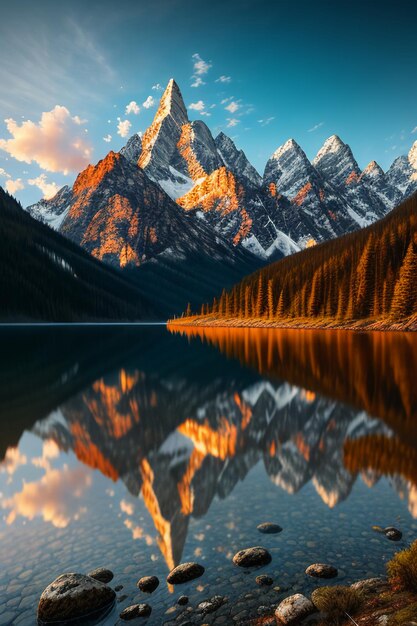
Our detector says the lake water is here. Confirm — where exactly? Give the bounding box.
[1,325,417,625]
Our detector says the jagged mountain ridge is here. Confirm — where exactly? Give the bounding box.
[26,78,417,264]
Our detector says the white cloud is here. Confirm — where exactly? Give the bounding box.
[258,117,275,127]
[191,77,205,88]
[125,101,140,115]
[120,499,134,515]
[103,134,112,143]
[143,96,155,109]
[221,97,233,105]
[0,447,27,475]
[117,118,131,138]
[225,101,240,114]
[192,53,212,76]
[227,118,240,128]
[216,75,231,83]
[0,167,10,178]
[5,178,24,194]
[191,53,212,87]
[28,174,59,200]
[308,121,324,132]
[152,83,163,91]
[189,100,206,112]
[0,106,92,174]
[412,126,417,134]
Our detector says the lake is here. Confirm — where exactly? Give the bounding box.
[1,325,416,625]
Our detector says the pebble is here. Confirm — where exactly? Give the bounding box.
[87,567,114,583]
[167,562,205,584]
[197,595,227,614]
[137,576,159,593]
[177,595,189,605]
[275,594,316,624]
[305,563,338,579]
[256,575,274,586]
[257,523,283,534]
[120,603,152,620]
[233,547,272,567]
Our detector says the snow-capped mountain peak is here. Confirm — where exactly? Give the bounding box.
[215,131,262,188]
[361,160,384,179]
[271,138,303,161]
[313,134,346,163]
[409,140,417,174]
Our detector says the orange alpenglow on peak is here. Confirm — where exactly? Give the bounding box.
[73,151,121,195]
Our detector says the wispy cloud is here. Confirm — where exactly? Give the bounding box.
[227,118,240,127]
[0,106,92,174]
[152,83,163,91]
[412,126,417,134]
[216,75,231,84]
[103,134,112,143]
[191,53,212,88]
[0,19,115,113]
[307,121,324,132]
[0,167,10,178]
[258,117,275,127]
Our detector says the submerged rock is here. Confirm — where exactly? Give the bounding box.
[37,573,115,624]
[305,563,338,579]
[256,574,274,586]
[233,547,272,567]
[177,595,189,605]
[137,576,159,593]
[275,593,316,624]
[257,522,283,534]
[197,595,227,614]
[120,603,152,620]
[87,567,114,583]
[167,562,205,584]
[385,527,402,541]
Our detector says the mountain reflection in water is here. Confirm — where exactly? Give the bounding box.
[1,325,417,573]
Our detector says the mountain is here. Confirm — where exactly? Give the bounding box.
[176,191,417,330]
[25,80,417,271]
[386,141,417,197]
[0,186,155,321]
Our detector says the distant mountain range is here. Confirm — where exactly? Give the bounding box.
[27,79,417,266]
[0,187,155,321]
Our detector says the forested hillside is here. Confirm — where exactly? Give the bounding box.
[0,188,155,321]
[173,192,417,330]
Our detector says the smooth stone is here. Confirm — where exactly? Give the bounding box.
[233,547,272,568]
[177,595,189,605]
[120,604,152,620]
[351,578,385,594]
[197,595,227,614]
[137,576,159,593]
[256,575,274,586]
[37,573,115,623]
[257,523,283,534]
[384,527,402,541]
[305,563,338,579]
[275,594,316,624]
[167,562,205,584]
[87,567,114,584]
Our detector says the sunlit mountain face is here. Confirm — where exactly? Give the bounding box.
[1,326,417,624]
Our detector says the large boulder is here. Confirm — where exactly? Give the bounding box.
[233,546,272,567]
[275,594,316,624]
[166,562,205,584]
[37,573,115,624]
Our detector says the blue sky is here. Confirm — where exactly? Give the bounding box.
[1,0,416,206]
